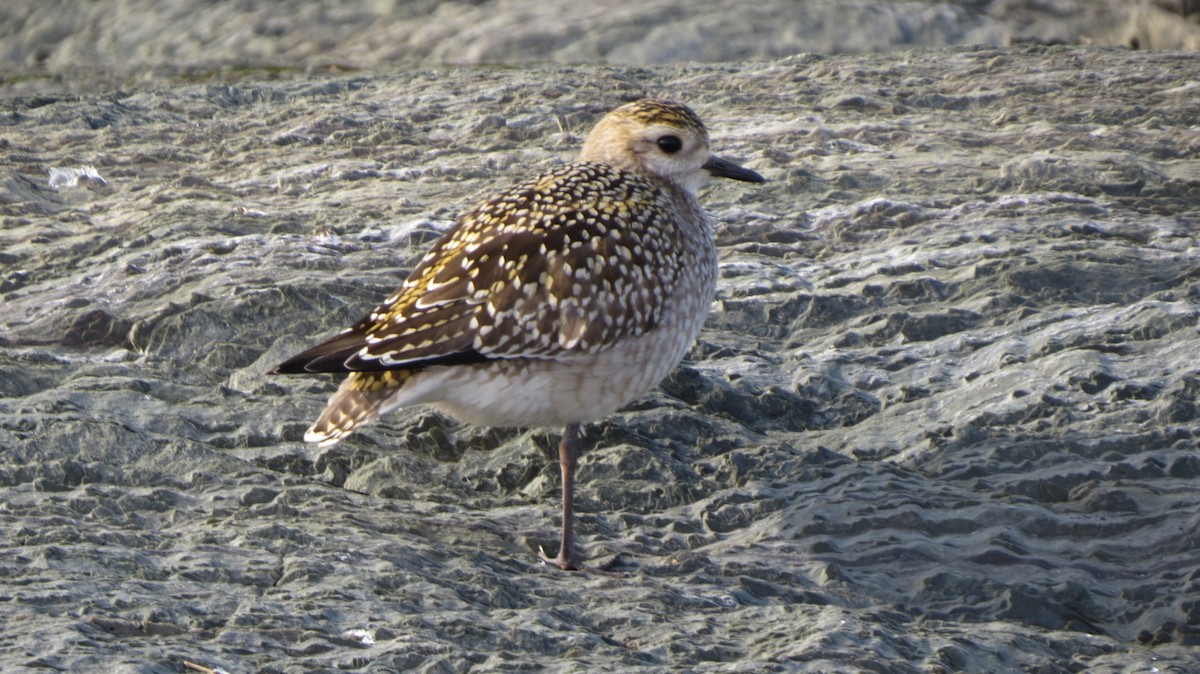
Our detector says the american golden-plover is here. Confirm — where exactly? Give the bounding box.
[272,99,764,571]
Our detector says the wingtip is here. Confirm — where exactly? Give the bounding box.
[267,357,309,375]
[269,339,358,374]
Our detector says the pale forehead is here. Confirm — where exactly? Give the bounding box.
[610,99,709,139]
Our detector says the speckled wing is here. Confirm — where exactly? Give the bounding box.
[274,162,683,375]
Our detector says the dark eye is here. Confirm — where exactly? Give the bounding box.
[656,135,683,154]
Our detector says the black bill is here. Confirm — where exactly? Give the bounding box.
[703,155,766,183]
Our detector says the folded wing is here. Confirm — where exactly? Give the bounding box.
[271,162,682,377]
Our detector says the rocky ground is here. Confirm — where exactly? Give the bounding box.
[1,4,1200,673]
[3,0,1200,93]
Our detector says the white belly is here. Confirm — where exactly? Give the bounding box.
[410,316,700,427]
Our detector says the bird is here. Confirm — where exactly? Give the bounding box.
[270,98,765,571]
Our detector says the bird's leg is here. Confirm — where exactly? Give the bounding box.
[539,423,623,573]
[540,422,581,569]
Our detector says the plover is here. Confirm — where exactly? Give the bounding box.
[272,99,764,571]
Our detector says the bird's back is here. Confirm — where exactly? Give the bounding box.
[282,159,717,443]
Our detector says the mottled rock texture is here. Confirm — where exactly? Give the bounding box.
[1,10,1199,673]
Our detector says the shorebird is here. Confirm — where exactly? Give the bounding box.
[271,98,764,571]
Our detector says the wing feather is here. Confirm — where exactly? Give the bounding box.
[272,162,682,375]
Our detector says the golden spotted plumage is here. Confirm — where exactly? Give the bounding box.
[279,159,697,444]
[272,98,765,570]
[373,163,683,360]
[274,100,753,444]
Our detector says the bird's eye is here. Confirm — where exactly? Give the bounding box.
[656,135,683,154]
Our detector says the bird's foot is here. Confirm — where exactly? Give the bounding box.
[538,546,627,576]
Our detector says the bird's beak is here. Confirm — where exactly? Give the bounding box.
[703,155,766,183]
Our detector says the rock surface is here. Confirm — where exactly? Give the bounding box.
[4,0,1200,84]
[2,39,1200,674]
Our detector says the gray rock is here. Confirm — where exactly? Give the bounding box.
[3,0,1199,84]
[2,44,1199,672]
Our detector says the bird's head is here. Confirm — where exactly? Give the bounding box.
[580,98,765,194]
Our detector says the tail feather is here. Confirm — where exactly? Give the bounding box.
[304,370,415,446]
